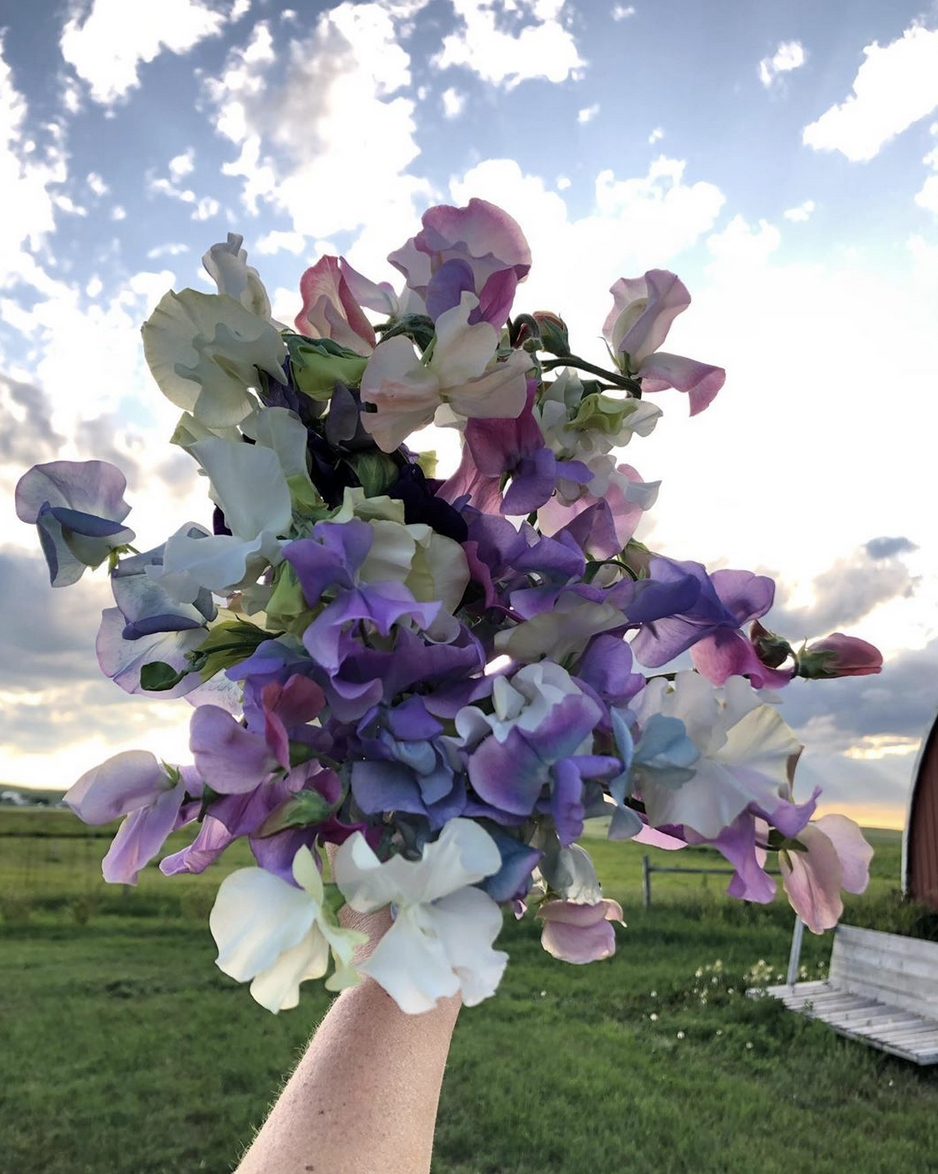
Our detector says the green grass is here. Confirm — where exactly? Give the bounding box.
[1,816,937,1173]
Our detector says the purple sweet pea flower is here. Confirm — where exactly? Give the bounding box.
[96,607,205,698]
[388,198,531,327]
[16,460,135,587]
[630,557,775,670]
[65,751,196,884]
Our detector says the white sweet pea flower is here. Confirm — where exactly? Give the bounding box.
[360,291,530,452]
[202,233,274,322]
[142,289,287,429]
[632,672,802,838]
[153,436,293,601]
[210,846,367,1013]
[333,819,508,1014]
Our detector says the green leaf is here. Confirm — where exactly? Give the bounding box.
[140,661,188,691]
[192,620,276,683]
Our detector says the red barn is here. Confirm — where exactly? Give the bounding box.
[903,713,938,908]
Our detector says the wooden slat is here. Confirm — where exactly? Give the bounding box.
[835,924,938,965]
[755,977,938,1065]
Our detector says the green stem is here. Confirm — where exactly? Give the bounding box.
[541,355,642,394]
[584,558,639,583]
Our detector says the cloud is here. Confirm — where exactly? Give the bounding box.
[611,4,635,19]
[0,372,64,468]
[648,126,663,144]
[146,242,189,259]
[0,34,67,294]
[441,86,466,119]
[205,9,431,250]
[578,103,600,124]
[168,149,195,180]
[764,546,919,642]
[86,171,108,196]
[434,0,585,89]
[758,40,806,88]
[866,536,919,560]
[802,25,938,162]
[783,198,815,222]
[60,0,226,105]
[255,229,307,255]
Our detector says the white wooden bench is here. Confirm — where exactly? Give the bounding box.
[753,923,938,1065]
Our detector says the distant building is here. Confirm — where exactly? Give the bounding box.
[903,716,938,908]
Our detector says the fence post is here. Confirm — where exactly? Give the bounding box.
[642,855,651,909]
[786,916,805,985]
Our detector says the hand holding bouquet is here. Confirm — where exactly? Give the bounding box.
[17,199,878,1013]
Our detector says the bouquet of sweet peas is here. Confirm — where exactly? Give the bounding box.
[16,199,881,1014]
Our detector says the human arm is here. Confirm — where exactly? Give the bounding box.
[233,903,461,1174]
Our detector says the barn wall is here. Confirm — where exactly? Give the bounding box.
[907,716,938,909]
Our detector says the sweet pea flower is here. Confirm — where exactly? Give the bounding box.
[797,633,884,679]
[16,460,135,587]
[602,270,725,415]
[65,751,193,884]
[151,435,293,601]
[388,197,531,327]
[333,819,508,1013]
[210,846,368,1013]
[360,291,531,451]
[295,255,377,356]
[631,672,804,839]
[537,898,625,963]
[779,814,873,933]
[142,289,287,429]
[202,233,273,321]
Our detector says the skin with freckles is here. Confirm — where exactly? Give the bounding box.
[233,861,462,1174]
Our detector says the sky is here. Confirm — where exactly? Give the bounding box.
[1,0,937,829]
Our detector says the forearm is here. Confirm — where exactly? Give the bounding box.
[234,906,461,1174]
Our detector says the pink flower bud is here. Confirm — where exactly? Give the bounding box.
[797,633,883,679]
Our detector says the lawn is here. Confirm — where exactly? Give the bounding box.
[1,814,936,1174]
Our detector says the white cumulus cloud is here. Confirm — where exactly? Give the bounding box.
[803,25,938,162]
[60,0,227,105]
[783,198,816,222]
[441,86,466,118]
[612,4,635,19]
[578,103,599,124]
[758,40,806,87]
[204,7,432,263]
[434,0,584,89]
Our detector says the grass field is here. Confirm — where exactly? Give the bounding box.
[1,813,937,1174]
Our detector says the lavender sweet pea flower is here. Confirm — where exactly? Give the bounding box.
[16,460,135,587]
[110,542,216,640]
[537,898,625,964]
[96,606,206,698]
[602,270,725,415]
[65,751,194,884]
[389,198,531,328]
[458,664,602,833]
[630,557,775,671]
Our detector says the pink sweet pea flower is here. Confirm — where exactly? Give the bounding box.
[797,633,883,679]
[602,269,725,416]
[779,814,874,934]
[295,256,376,355]
[65,750,195,884]
[537,898,625,963]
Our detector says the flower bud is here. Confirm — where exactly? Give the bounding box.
[796,633,883,679]
[749,620,793,670]
[533,310,569,357]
